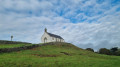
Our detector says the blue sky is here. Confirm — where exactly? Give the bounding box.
[0,0,120,50]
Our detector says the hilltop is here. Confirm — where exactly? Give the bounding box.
[0,42,120,67]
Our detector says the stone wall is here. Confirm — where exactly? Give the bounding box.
[0,42,66,53]
[0,44,41,53]
[0,40,31,44]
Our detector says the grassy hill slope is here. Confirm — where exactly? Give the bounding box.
[0,42,120,67]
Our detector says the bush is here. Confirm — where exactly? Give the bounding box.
[110,47,118,55]
[86,48,94,52]
[110,47,118,52]
[99,48,111,55]
[115,50,120,56]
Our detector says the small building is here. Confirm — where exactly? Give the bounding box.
[41,28,65,43]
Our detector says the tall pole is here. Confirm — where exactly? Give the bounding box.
[11,35,13,41]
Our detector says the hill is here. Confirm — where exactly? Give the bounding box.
[0,42,120,67]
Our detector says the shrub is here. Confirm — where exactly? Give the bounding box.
[115,50,120,56]
[99,48,111,55]
[86,48,94,52]
[110,47,118,55]
[110,47,118,52]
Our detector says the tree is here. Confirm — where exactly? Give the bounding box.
[86,48,94,52]
[115,50,120,56]
[110,47,118,55]
[99,48,111,55]
[11,35,13,41]
[110,47,118,52]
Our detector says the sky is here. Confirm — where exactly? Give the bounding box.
[0,0,120,51]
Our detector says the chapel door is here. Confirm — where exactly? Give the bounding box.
[44,37,47,43]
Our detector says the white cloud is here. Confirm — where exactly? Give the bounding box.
[0,0,120,51]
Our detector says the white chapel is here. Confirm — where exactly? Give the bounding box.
[41,28,65,43]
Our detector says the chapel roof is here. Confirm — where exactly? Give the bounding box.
[47,32,63,39]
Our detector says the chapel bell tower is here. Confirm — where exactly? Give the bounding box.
[45,28,47,32]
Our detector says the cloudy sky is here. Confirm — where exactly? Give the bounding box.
[0,0,120,50]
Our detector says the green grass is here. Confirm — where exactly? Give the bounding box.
[0,42,120,67]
